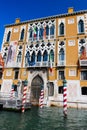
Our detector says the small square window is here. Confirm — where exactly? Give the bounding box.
[69,69,76,76]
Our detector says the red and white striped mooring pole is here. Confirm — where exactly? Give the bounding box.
[10,84,14,100]
[22,80,28,113]
[39,86,44,108]
[63,78,67,117]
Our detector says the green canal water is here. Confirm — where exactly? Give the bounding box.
[0,107,87,130]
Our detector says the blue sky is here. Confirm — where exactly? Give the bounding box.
[0,0,87,49]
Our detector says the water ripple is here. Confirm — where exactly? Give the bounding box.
[0,107,87,130]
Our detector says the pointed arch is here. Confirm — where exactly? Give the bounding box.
[59,22,64,35]
[50,24,55,35]
[31,51,35,63]
[20,29,25,40]
[37,50,41,61]
[30,75,44,105]
[39,26,43,39]
[59,48,64,61]
[3,53,7,62]
[46,25,49,36]
[36,26,38,38]
[31,75,44,86]
[25,51,30,64]
[29,28,33,40]
[78,19,84,33]
[17,51,22,62]
[49,50,54,62]
[6,31,11,42]
[43,50,48,61]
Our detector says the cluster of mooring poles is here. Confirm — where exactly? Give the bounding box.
[21,78,67,117]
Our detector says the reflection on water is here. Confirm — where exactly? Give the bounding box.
[0,107,87,130]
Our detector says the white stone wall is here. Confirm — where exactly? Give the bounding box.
[1,79,12,93]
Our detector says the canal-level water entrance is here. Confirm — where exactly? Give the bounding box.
[30,75,44,105]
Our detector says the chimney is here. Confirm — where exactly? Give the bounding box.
[68,7,74,13]
[15,18,20,24]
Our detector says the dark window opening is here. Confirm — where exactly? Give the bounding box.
[59,70,64,80]
[81,87,87,95]
[78,20,84,33]
[20,29,24,41]
[0,71,3,79]
[58,86,63,94]
[14,70,19,79]
[6,31,11,42]
[81,71,87,80]
[59,23,64,35]
[14,85,17,91]
[0,85,1,91]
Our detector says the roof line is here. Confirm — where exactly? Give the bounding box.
[5,10,87,27]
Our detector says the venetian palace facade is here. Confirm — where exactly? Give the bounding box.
[1,7,87,108]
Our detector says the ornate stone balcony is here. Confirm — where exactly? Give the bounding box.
[25,61,54,68]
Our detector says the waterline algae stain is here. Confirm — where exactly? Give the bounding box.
[0,107,87,130]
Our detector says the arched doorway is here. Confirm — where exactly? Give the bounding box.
[30,75,44,106]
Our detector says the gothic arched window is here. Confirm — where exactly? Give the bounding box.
[43,50,48,61]
[36,27,38,38]
[17,51,22,62]
[25,51,30,64]
[29,28,33,40]
[78,20,84,33]
[59,48,64,61]
[31,51,35,63]
[6,31,11,42]
[59,22,64,35]
[46,25,49,36]
[39,27,43,39]
[50,25,54,35]
[20,29,24,41]
[49,50,54,62]
[37,51,41,61]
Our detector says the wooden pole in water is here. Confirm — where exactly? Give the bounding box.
[39,85,44,108]
[22,80,28,113]
[63,77,67,117]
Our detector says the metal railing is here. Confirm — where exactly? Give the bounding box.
[25,61,55,68]
[57,61,65,66]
